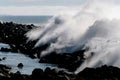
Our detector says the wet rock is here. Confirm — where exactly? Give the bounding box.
[0,57,6,61]
[0,47,12,52]
[10,71,25,80]
[28,54,36,59]
[77,65,120,80]
[39,50,85,72]
[1,65,120,80]
[44,67,52,75]
[31,68,44,80]
[0,58,2,61]
[2,57,6,60]
[0,64,11,77]
[51,68,59,75]
[17,63,24,69]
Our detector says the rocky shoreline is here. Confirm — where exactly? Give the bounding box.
[1,64,120,80]
[0,22,120,80]
[0,22,85,71]
[0,22,41,58]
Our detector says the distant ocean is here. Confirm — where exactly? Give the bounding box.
[0,16,52,26]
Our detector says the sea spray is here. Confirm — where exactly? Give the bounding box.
[26,0,120,74]
[75,20,120,74]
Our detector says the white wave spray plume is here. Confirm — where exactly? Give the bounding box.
[26,0,120,74]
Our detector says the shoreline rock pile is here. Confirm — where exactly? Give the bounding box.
[1,22,120,80]
[0,22,39,57]
[1,64,120,80]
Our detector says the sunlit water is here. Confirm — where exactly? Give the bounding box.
[0,43,53,74]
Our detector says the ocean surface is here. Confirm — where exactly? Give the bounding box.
[0,15,52,26]
[0,43,54,74]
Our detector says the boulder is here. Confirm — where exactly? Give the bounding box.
[17,63,23,69]
[31,68,44,80]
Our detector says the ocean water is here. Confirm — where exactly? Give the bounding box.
[0,16,53,74]
[0,43,54,74]
[0,15,52,26]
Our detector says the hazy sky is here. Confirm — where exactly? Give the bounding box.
[1,0,86,6]
[0,0,86,15]
[0,0,120,15]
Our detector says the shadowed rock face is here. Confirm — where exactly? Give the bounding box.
[39,50,85,72]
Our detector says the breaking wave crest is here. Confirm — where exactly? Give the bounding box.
[26,0,120,74]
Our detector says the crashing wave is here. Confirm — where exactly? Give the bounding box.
[26,0,120,74]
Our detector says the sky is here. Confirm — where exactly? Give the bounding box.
[0,0,86,15]
[0,0,86,6]
[0,0,120,15]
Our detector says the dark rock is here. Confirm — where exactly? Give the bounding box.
[39,50,85,72]
[0,64,11,77]
[31,68,44,80]
[28,55,36,59]
[77,65,120,80]
[0,58,2,61]
[2,57,6,60]
[57,75,70,80]
[0,76,10,80]
[44,67,52,75]
[0,47,12,52]
[1,65,120,80]
[10,71,25,80]
[0,22,51,59]
[17,63,23,69]
[51,68,59,75]
[0,22,39,57]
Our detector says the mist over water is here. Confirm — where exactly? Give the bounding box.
[26,0,120,74]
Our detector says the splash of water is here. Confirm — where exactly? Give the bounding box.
[26,0,120,74]
[75,20,120,74]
